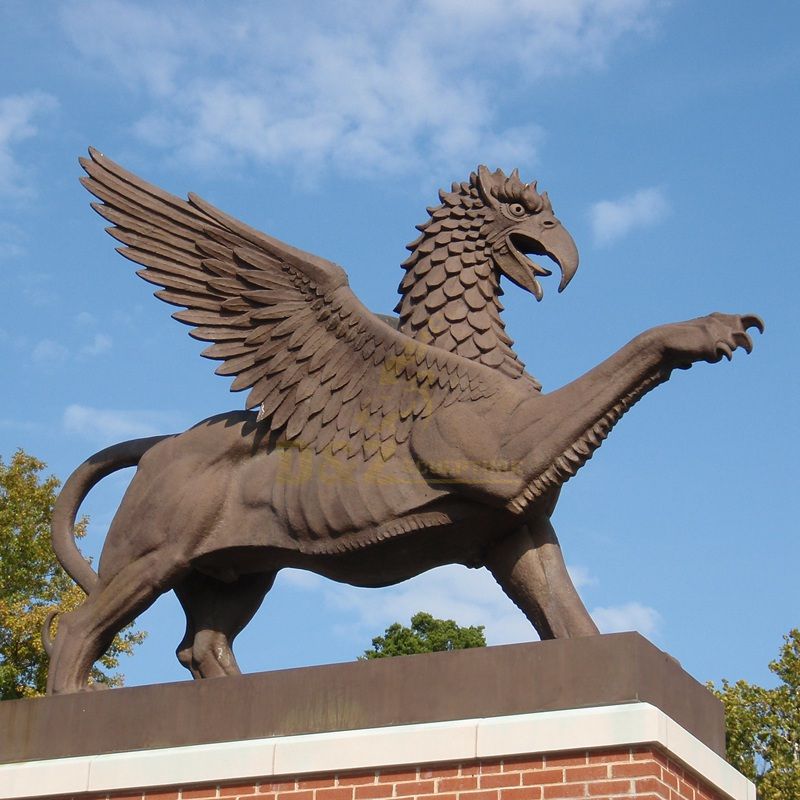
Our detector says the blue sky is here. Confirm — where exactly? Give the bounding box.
[1,0,797,691]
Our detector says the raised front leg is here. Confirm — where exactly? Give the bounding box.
[413,312,763,514]
[500,313,764,507]
[484,514,598,639]
[524,312,763,450]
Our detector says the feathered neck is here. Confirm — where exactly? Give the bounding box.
[395,180,539,388]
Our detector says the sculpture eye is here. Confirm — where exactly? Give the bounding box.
[507,203,526,218]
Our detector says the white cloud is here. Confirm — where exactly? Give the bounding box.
[0,92,58,197]
[567,563,598,590]
[75,311,96,326]
[287,564,535,647]
[285,559,659,644]
[80,332,112,357]
[61,0,661,177]
[591,601,661,635]
[32,338,69,363]
[63,404,180,443]
[30,331,112,364]
[589,187,669,246]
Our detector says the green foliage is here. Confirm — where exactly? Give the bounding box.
[0,450,145,699]
[360,611,486,659]
[710,629,800,798]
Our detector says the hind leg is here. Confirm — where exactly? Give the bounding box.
[175,570,275,679]
[47,550,183,694]
[485,514,598,640]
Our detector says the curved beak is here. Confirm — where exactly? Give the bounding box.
[541,224,579,293]
[503,222,580,300]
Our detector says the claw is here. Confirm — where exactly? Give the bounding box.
[733,331,754,354]
[742,314,765,334]
[716,342,733,361]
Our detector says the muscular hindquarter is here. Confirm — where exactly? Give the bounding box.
[96,411,523,589]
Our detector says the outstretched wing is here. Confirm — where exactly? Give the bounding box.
[81,148,504,461]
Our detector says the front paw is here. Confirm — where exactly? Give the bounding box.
[664,312,764,368]
[704,312,764,362]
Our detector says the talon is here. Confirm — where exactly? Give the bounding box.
[717,342,733,361]
[733,331,753,354]
[742,314,765,334]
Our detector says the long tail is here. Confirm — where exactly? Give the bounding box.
[51,435,171,594]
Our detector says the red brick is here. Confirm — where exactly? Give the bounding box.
[633,750,668,767]
[112,793,145,800]
[378,769,418,783]
[277,792,314,800]
[544,754,586,769]
[261,783,297,793]
[586,749,630,765]
[655,752,671,769]
[455,790,497,800]
[501,757,544,772]
[354,785,394,800]
[460,765,481,777]
[564,766,607,783]
[667,759,685,777]
[315,788,353,800]
[182,790,219,800]
[478,761,503,776]
[678,779,696,799]
[500,788,543,800]
[587,779,631,796]
[418,794,458,800]
[219,785,258,798]
[611,761,661,779]
[542,784,584,799]
[661,770,679,790]
[420,766,460,779]
[479,774,521,789]
[298,778,338,790]
[145,792,180,800]
[634,778,670,799]
[336,772,377,786]
[521,770,562,786]
[337,776,377,787]
[393,780,435,797]
[439,777,478,792]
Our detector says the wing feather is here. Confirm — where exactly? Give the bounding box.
[82,148,506,460]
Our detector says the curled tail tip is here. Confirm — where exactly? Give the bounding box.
[42,609,59,657]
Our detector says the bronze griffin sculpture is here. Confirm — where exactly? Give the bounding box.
[45,149,762,693]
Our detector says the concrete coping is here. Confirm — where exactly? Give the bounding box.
[0,703,754,800]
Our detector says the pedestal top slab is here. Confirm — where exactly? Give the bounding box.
[0,632,724,764]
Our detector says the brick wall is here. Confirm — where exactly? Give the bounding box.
[42,746,727,800]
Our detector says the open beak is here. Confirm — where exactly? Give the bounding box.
[503,224,580,300]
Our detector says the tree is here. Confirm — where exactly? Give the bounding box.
[360,611,486,659]
[0,450,145,699]
[710,629,800,799]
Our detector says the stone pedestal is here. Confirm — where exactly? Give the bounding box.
[0,633,754,800]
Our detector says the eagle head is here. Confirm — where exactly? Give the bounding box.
[474,166,579,301]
